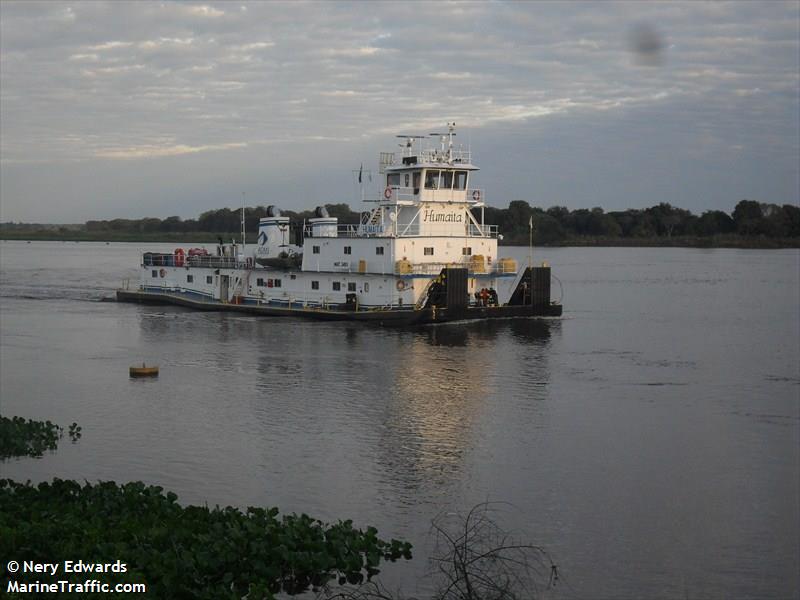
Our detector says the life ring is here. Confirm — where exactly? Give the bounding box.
[159,268,166,278]
[384,186,393,199]
[174,248,185,267]
[396,279,405,291]
[472,190,481,202]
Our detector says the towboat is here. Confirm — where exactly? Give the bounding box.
[117,124,562,325]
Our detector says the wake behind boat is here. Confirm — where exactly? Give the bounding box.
[116,124,562,325]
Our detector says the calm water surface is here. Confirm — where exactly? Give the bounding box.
[1,241,798,599]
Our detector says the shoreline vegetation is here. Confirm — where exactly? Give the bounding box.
[2,199,798,248]
[1,416,553,598]
[0,415,412,598]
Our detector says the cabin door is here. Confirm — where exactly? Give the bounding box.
[220,275,229,302]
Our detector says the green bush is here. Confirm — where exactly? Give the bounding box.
[0,416,80,459]
[0,479,412,599]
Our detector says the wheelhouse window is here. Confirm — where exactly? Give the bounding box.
[376,246,384,255]
[454,171,468,190]
[312,245,320,254]
[257,278,265,286]
[404,173,410,187]
[424,170,440,189]
[413,172,421,192]
[343,246,352,255]
[441,171,453,189]
[462,247,472,255]
[424,247,434,256]
[387,173,401,186]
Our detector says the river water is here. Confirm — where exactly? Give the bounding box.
[1,240,798,599]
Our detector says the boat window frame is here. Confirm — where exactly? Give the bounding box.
[332,281,341,291]
[311,280,319,290]
[424,247,434,256]
[424,170,440,190]
[441,170,453,189]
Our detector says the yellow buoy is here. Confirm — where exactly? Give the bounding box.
[130,363,159,377]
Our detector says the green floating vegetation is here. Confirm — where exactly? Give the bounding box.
[0,416,81,460]
[0,479,412,599]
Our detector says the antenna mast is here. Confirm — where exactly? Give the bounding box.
[241,192,246,253]
[429,123,456,163]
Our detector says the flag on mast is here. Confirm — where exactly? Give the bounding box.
[358,163,363,183]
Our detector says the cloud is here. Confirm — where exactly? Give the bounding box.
[185,5,225,18]
[94,141,248,159]
[0,0,797,221]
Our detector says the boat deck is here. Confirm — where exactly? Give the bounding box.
[116,288,562,326]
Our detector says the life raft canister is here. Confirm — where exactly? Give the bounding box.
[174,248,185,267]
[384,186,393,199]
[472,190,481,202]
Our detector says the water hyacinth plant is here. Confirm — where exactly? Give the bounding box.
[0,479,412,599]
[0,416,80,460]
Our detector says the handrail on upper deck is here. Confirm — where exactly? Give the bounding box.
[141,252,246,269]
[364,186,486,204]
[302,223,498,238]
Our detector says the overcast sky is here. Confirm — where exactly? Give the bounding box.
[1,1,798,223]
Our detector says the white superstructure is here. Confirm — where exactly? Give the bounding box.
[135,124,526,312]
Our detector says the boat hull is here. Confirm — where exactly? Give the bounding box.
[116,288,562,326]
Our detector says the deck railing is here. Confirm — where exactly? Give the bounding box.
[302,223,498,239]
[395,260,517,276]
[142,253,246,269]
[368,186,486,204]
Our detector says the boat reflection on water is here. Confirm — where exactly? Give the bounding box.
[375,319,559,503]
[416,317,559,347]
[131,306,560,507]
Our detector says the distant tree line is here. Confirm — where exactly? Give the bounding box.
[80,203,361,238]
[2,200,798,246]
[484,199,800,245]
